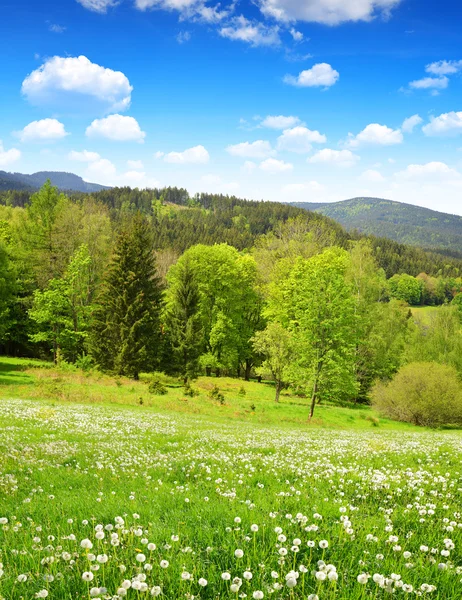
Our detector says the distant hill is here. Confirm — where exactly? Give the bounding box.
[0,170,109,193]
[290,197,462,257]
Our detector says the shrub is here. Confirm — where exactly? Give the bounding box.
[75,353,93,372]
[372,362,462,428]
[208,384,225,405]
[183,382,199,397]
[148,378,167,396]
[238,386,246,397]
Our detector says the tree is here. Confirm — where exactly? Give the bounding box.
[0,241,16,343]
[252,323,294,402]
[164,256,203,383]
[280,247,358,419]
[90,214,163,379]
[29,245,93,362]
[373,362,462,428]
[388,273,424,305]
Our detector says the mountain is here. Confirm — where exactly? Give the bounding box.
[0,170,109,193]
[290,197,462,257]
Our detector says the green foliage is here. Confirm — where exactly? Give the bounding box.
[183,382,199,397]
[90,213,163,379]
[388,273,424,305]
[148,378,168,395]
[373,361,462,427]
[208,384,225,404]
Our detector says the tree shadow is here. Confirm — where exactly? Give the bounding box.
[0,360,37,387]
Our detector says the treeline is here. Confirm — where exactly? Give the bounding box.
[0,182,461,416]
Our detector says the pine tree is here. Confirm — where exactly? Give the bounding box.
[90,214,162,379]
[164,256,203,383]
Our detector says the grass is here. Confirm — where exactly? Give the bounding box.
[0,356,418,431]
[410,305,441,325]
[1,357,461,599]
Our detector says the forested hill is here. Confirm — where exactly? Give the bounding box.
[0,170,108,193]
[1,185,461,278]
[290,197,462,257]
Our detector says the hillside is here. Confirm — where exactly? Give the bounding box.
[0,170,109,193]
[290,197,462,256]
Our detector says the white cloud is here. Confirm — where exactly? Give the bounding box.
[164,145,209,164]
[17,118,69,142]
[347,123,403,147]
[198,173,240,193]
[281,180,325,196]
[69,150,101,162]
[22,55,133,113]
[86,114,146,142]
[243,160,257,173]
[220,16,280,47]
[259,0,402,25]
[308,148,359,167]
[84,158,117,184]
[226,140,274,159]
[425,60,462,75]
[261,115,301,129]
[360,169,385,182]
[395,161,461,181]
[401,114,422,133]
[409,76,448,90]
[289,28,303,41]
[134,0,229,23]
[0,141,21,167]
[118,170,160,187]
[127,159,144,170]
[176,31,191,43]
[259,158,293,173]
[154,151,165,159]
[284,63,339,88]
[49,23,66,33]
[277,126,326,154]
[422,111,462,137]
[76,0,118,13]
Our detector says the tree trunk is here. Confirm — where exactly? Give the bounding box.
[275,380,282,403]
[309,377,318,420]
[215,368,221,378]
[133,372,139,381]
[206,366,211,376]
[244,359,252,381]
[257,375,262,383]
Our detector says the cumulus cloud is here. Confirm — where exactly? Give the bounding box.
[164,145,209,164]
[284,63,339,88]
[308,148,359,167]
[0,141,21,167]
[281,180,325,196]
[409,76,448,90]
[76,0,119,13]
[425,60,462,75]
[16,118,69,142]
[69,150,101,162]
[261,115,302,129]
[22,55,133,113]
[401,114,423,133]
[86,114,146,142]
[258,0,402,25]
[259,158,293,173]
[127,159,144,170]
[422,112,462,137]
[347,123,403,147]
[226,140,274,159]
[220,16,280,46]
[277,126,326,154]
[395,161,461,181]
[360,169,385,182]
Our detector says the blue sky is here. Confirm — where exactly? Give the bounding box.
[1,0,462,214]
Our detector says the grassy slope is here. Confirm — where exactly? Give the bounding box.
[0,356,422,431]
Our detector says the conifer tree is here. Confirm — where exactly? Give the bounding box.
[90,214,162,379]
[164,256,203,383]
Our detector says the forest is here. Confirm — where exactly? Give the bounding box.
[0,181,461,424]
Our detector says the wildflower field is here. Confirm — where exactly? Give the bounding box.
[1,394,462,600]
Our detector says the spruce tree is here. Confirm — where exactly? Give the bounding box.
[90,214,162,379]
[164,256,203,383]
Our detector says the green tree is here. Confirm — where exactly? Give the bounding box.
[280,247,359,419]
[164,256,203,383]
[388,273,424,305]
[0,241,16,342]
[252,322,294,402]
[90,214,163,379]
[29,245,93,362]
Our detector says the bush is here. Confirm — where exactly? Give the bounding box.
[208,384,225,405]
[183,382,199,397]
[372,362,462,428]
[148,378,167,396]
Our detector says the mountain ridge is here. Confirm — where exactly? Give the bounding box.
[0,170,109,193]
[290,197,462,256]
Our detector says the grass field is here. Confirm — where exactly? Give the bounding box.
[410,306,441,325]
[1,358,462,599]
